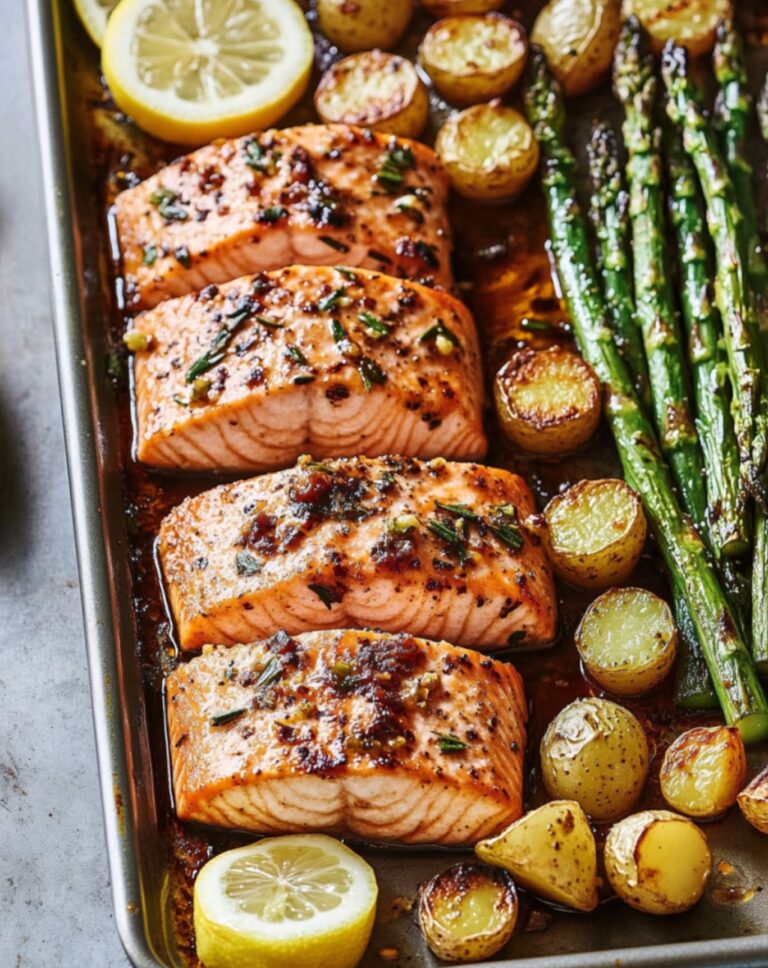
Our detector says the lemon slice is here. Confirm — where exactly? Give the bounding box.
[194,834,378,968]
[73,0,118,47]
[102,0,314,145]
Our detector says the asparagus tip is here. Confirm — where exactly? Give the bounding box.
[613,16,654,105]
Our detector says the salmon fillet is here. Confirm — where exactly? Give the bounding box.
[158,456,557,651]
[166,629,527,844]
[114,125,452,310]
[132,266,486,471]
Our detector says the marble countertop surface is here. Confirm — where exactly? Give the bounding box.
[0,7,129,966]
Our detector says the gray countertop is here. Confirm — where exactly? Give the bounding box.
[0,8,128,966]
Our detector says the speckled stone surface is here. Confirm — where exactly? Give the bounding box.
[0,10,129,967]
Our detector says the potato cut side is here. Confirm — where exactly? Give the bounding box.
[622,0,731,56]
[576,587,677,695]
[532,0,621,96]
[543,478,647,589]
[418,863,518,963]
[540,698,649,822]
[315,51,429,138]
[494,347,601,456]
[419,15,528,106]
[738,766,768,834]
[435,101,539,200]
[475,800,598,912]
[605,810,712,914]
[660,726,746,819]
[318,0,413,52]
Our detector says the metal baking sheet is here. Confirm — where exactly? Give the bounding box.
[27,0,768,965]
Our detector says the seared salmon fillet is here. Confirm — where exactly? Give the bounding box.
[159,456,557,651]
[167,629,527,844]
[132,266,486,471]
[115,125,452,310]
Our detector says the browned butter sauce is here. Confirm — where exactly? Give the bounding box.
[65,1,768,964]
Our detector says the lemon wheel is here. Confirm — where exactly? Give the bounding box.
[73,0,119,46]
[194,834,378,968]
[101,0,314,145]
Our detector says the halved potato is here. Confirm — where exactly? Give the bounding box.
[605,810,712,914]
[622,0,731,57]
[738,766,768,834]
[575,587,677,695]
[542,478,647,589]
[418,863,518,963]
[420,0,504,16]
[494,347,601,456]
[317,0,413,52]
[315,51,429,139]
[540,698,649,822]
[435,101,539,200]
[660,726,746,819]
[419,15,528,107]
[475,800,599,912]
[531,0,621,96]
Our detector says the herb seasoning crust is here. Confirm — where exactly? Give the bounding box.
[158,455,557,651]
[131,265,486,470]
[114,124,452,310]
[167,628,527,845]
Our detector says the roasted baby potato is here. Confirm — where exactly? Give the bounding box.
[435,101,539,200]
[542,478,647,589]
[418,863,518,963]
[494,347,601,456]
[419,15,528,107]
[605,810,712,914]
[317,0,413,52]
[476,800,599,912]
[660,726,746,819]
[531,0,621,96]
[315,51,429,139]
[420,0,504,17]
[622,0,731,57]
[575,587,677,695]
[541,698,649,822]
[738,766,768,834]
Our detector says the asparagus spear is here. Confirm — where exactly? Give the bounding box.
[587,124,651,409]
[588,120,715,705]
[662,40,768,504]
[663,120,749,557]
[713,17,768,318]
[712,17,768,672]
[524,44,768,742]
[613,19,707,533]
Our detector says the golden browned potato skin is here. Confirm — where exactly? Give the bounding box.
[738,766,768,834]
[419,0,504,16]
[418,15,528,107]
[418,863,518,963]
[532,0,622,96]
[435,101,539,200]
[494,346,601,456]
[475,799,599,912]
[604,810,712,914]
[315,51,429,138]
[318,0,413,52]
[660,726,747,819]
[540,698,649,821]
[542,478,647,589]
